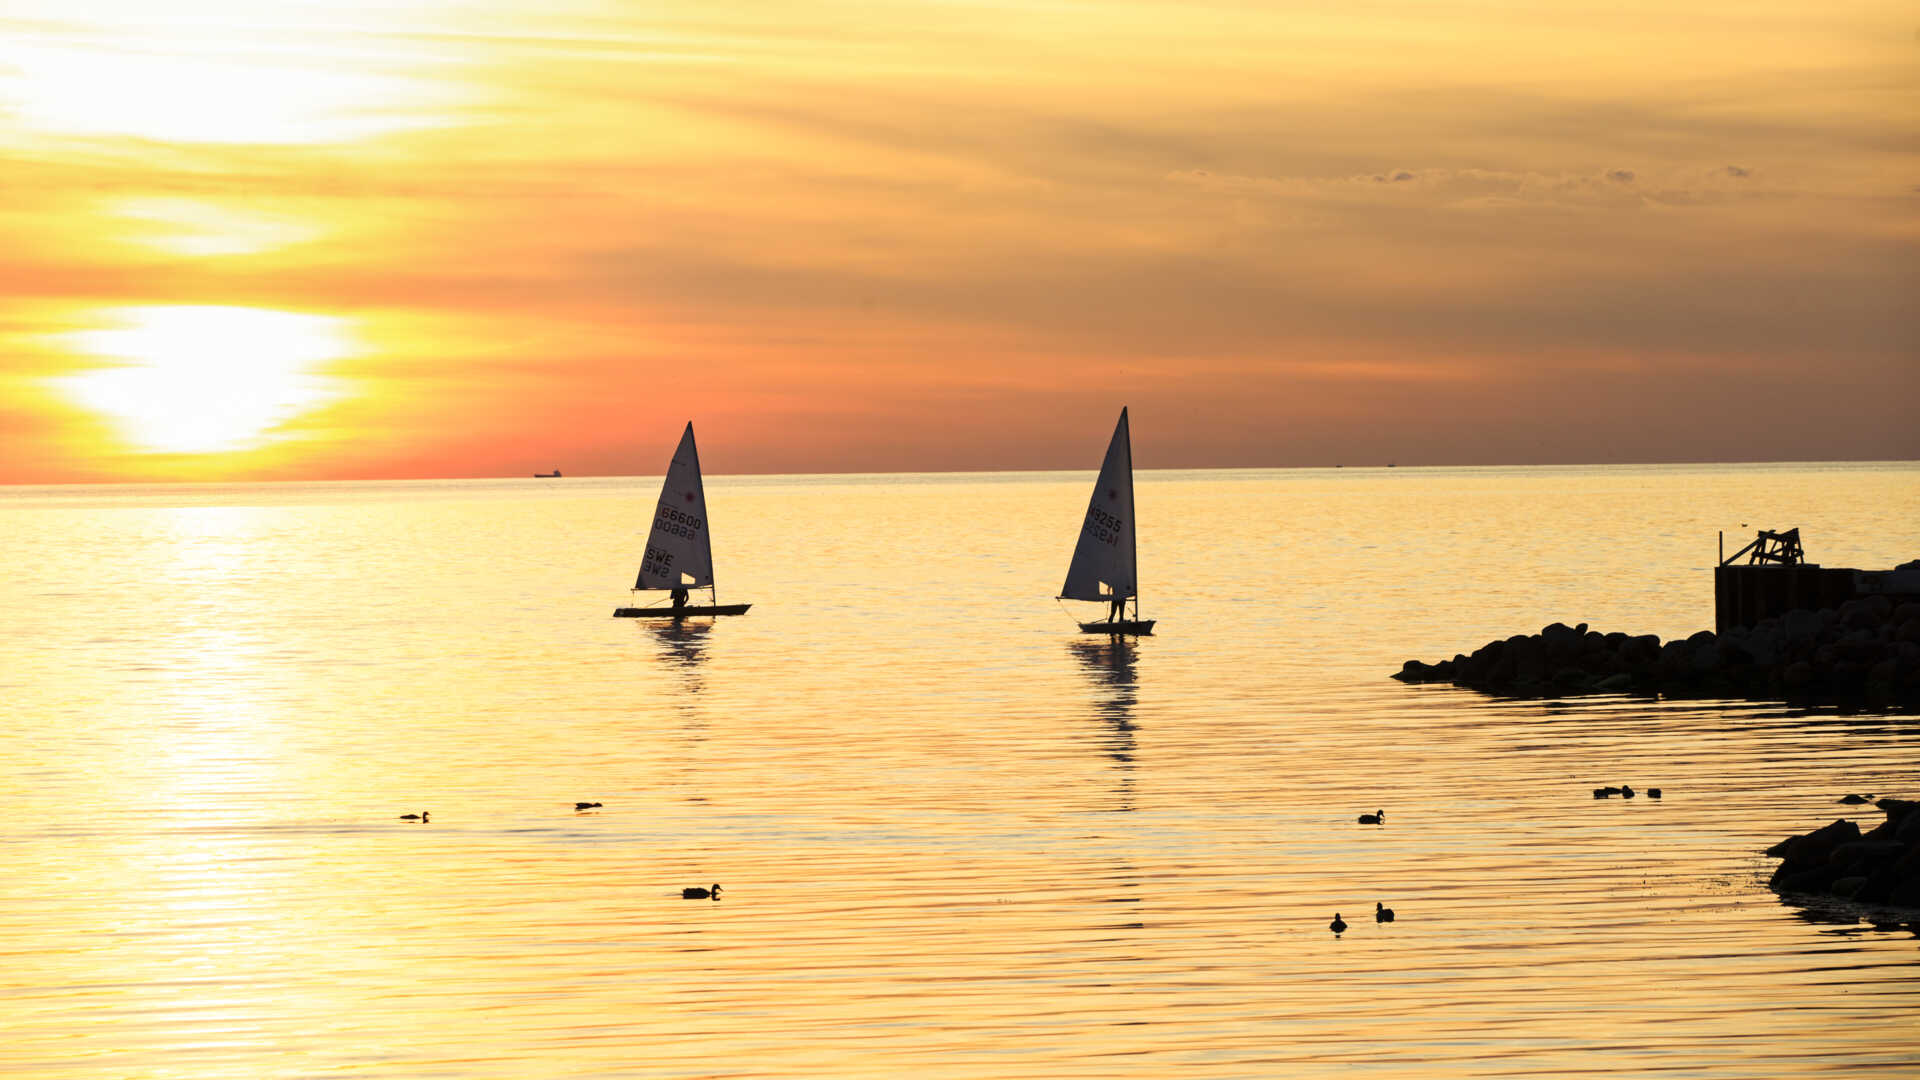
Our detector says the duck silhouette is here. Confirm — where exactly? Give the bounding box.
[682,884,722,899]
[1376,902,1395,923]
[1593,786,1620,798]
[574,802,602,811]
[1358,810,1384,825]
[1620,785,1635,798]
[1646,788,1662,799]
[1330,913,1347,934]
[399,811,428,822]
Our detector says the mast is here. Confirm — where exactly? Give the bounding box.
[688,423,718,605]
[1122,405,1136,620]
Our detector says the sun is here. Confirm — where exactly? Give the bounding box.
[55,306,354,456]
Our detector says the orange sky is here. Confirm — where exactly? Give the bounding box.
[2,1,1915,482]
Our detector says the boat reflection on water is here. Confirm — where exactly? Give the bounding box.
[645,619,715,801]
[1069,637,1138,811]
[648,618,711,676]
[647,618,713,719]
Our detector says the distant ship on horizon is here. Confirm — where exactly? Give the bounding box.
[534,469,562,478]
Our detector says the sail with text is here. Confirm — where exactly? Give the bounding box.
[1059,408,1137,603]
[634,422,714,591]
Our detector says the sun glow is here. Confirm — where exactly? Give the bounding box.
[4,39,459,146]
[54,306,355,456]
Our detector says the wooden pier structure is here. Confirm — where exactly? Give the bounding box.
[1714,528,1919,632]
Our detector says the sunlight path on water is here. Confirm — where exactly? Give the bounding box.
[0,464,1916,1077]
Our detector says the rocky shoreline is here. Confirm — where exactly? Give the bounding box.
[1765,798,1920,910]
[1392,596,1920,707]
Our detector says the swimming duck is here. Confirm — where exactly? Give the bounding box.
[399,811,428,822]
[1593,787,1621,798]
[682,884,722,899]
[1358,810,1384,825]
[1330,913,1347,934]
[1646,788,1662,799]
[574,802,602,811]
[1620,785,1635,798]
[1376,902,1395,923]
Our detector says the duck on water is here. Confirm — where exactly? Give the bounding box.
[682,884,722,899]
[1594,784,1659,799]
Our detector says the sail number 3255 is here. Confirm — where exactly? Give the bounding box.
[1082,506,1124,546]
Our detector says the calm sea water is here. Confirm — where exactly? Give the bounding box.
[2,463,1917,1079]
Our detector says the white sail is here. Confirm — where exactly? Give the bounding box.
[1060,407,1137,602]
[633,422,714,591]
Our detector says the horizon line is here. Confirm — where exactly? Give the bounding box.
[6,457,1917,491]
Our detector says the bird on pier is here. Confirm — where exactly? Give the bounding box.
[1358,810,1384,825]
[1376,902,1395,923]
[682,884,722,899]
[1330,913,1347,934]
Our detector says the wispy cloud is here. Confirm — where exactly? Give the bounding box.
[0,0,1913,478]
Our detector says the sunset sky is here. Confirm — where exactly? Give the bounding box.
[2,1,1914,483]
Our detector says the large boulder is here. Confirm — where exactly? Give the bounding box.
[1887,850,1920,909]
[1393,659,1436,682]
[1765,818,1859,864]
[1767,802,1920,911]
[1829,840,1905,870]
[1783,608,1825,646]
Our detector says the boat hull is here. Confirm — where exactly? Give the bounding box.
[1078,618,1155,635]
[614,604,752,618]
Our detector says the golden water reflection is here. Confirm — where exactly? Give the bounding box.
[2,467,1917,1078]
[1071,637,1138,812]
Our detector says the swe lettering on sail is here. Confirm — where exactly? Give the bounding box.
[1082,506,1124,547]
[640,545,675,578]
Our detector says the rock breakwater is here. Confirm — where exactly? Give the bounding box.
[1765,798,1920,909]
[1392,597,1920,705]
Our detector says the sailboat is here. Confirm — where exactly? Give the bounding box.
[612,422,751,619]
[1059,407,1154,634]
